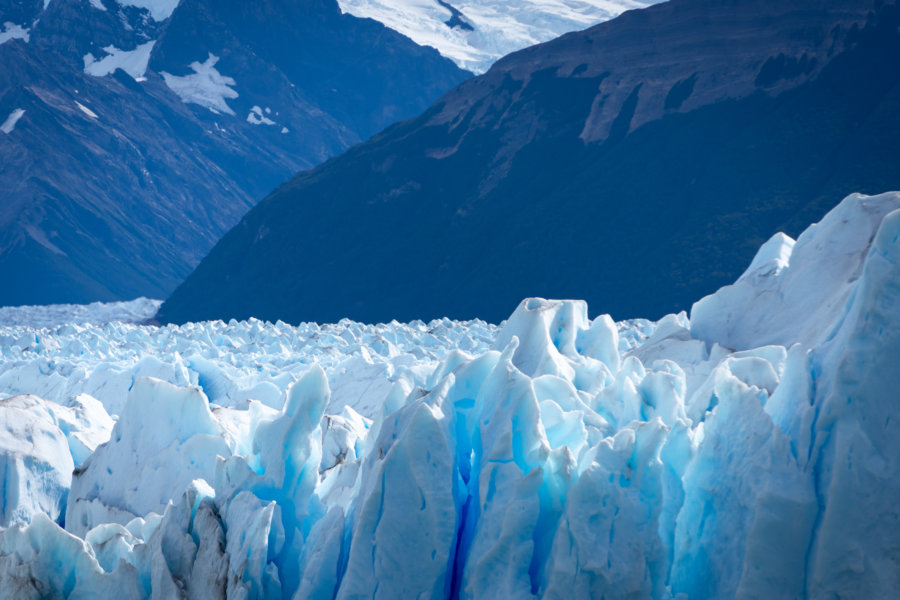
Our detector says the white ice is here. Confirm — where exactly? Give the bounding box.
[74,101,99,119]
[0,297,160,328]
[336,0,654,73]
[247,105,275,126]
[691,192,900,350]
[0,109,25,134]
[161,53,239,116]
[115,0,181,22]
[1,191,899,599]
[0,22,30,46]
[83,41,155,80]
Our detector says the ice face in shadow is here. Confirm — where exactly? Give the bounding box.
[1,191,900,599]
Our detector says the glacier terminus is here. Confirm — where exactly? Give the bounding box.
[0,191,899,598]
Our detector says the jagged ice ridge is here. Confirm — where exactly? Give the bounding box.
[1,191,899,598]
[0,298,161,329]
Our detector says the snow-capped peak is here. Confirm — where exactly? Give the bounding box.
[116,0,182,22]
[336,0,657,72]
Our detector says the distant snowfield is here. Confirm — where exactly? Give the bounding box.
[5,0,651,73]
[1,192,900,598]
[247,105,276,126]
[0,108,25,134]
[116,0,181,21]
[83,41,156,79]
[161,53,239,115]
[0,21,30,46]
[337,0,654,72]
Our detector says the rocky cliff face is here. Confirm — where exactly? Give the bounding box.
[0,0,469,305]
[450,0,875,142]
[158,0,900,325]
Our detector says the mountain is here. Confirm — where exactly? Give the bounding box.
[335,0,657,73]
[158,0,900,326]
[3,191,900,598]
[0,0,469,307]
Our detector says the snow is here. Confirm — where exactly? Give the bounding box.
[1,191,900,598]
[116,0,181,22]
[246,105,275,125]
[161,53,239,116]
[0,109,24,134]
[0,22,29,46]
[336,0,654,73]
[83,41,155,80]
[74,101,99,119]
[0,297,160,328]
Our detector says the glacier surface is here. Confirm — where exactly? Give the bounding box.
[1,191,899,598]
[336,0,655,73]
[0,297,161,328]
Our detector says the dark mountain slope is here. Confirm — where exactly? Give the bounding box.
[0,0,468,305]
[158,0,900,325]
[148,0,466,140]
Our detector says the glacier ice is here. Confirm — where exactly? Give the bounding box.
[690,192,900,350]
[1,191,900,598]
[66,378,230,537]
[0,396,73,528]
[0,297,160,328]
[336,0,655,73]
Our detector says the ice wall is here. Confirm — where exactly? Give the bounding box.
[1,192,899,599]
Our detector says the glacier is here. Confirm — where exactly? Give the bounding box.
[336,0,655,73]
[1,191,899,598]
[0,297,161,328]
